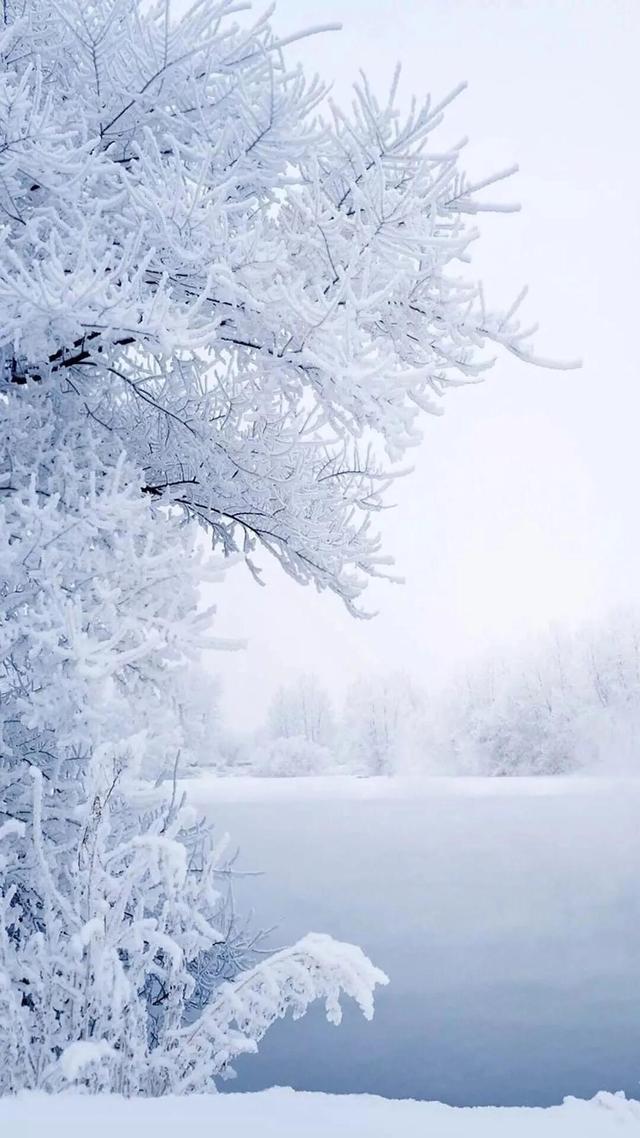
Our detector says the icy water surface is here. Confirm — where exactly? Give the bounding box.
[188,777,640,1106]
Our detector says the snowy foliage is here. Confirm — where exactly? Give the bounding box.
[0,395,388,1093]
[0,0,559,612]
[0,394,225,791]
[0,758,387,1093]
[0,0,562,1094]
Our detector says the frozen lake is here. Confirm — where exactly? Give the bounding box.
[184,776,640,1106]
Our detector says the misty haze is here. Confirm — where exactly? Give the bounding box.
[1,2,639,1136]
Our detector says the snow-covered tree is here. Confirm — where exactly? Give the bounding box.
[441,639,583,776]
[267,675,335,748]
[0,0,564,612]
[341,673,429,774]
[572,609,640,773]
[440,611,640,776]
[0,0,565,1094]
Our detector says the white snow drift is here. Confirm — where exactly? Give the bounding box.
[2,1089,640,1137]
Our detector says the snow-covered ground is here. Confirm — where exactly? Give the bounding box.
[4,1088,640,1136]
[185,773,640,799]
[182,775,640,1106]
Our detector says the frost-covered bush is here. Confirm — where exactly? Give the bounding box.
[0,0,561,1095]
[0,775,386,1093]
[253,735,338,777]
[0,402,388,1093]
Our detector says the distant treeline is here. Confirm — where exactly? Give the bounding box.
[218,608,640,776]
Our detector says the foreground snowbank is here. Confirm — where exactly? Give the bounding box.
[3,1089,640,1136]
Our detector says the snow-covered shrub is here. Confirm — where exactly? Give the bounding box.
[0,765,387,1094]
[252,735,338,777]
[0,400,388,1092]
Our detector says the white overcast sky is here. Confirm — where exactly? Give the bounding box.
[193,0,640,726]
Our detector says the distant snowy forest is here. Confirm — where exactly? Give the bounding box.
[217,608,640,776]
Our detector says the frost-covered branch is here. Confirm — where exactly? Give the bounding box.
[0,0,567,608]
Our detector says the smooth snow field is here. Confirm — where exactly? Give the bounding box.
[3,1089,640,1137]
[183,776,640,1107]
